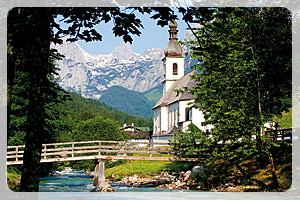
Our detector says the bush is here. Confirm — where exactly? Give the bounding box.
[73,116,127,141]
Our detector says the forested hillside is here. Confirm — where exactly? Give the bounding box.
[99,85,163,118]
[8,91,152,146]
[62,92,153,129]
[143,84,163,103]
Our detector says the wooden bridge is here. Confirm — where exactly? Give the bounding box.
[6,140,199,166]
[7,128,293,166]
[6,129,292,189]
[7,140,200,189]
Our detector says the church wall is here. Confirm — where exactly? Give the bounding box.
[165,57,184,80]
[164,57,185,92]
[168,102,179,128]
[177,101,214,132]
[164,80,176,94]
[160,106,168,133]
[191,108,214,132]
[191,108,205,129]
[153,107,160,135]
[178,100,192,123]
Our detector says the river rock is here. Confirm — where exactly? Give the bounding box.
[191,166,205,177]
[91,183,114,192]
[128,174,139,182]
[183,170,192,181]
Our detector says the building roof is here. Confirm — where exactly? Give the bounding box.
[120,125,150,132]
[153,70,198,109]
[164,40,183,57]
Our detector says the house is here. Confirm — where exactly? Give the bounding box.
[152,20,213,136]
[120,123,151,139]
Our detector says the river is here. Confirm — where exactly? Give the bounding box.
[39,167,191,192]
[37,168,289,200]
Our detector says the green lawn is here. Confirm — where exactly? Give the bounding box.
[106,160,173,180]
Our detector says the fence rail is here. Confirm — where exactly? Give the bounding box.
[6,140,199,165]
[267,128,293,142]
[7,129,293,165]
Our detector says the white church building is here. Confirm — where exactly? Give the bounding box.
[153,21,213,136]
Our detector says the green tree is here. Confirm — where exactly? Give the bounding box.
[73,116,126,141]
[176,7,292,190]
[273,108,292,129]
[8,7,177,191]
[69,116,127,171]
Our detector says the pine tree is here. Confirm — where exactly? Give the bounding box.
[176,7,292,189]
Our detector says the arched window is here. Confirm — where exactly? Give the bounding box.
[185,108,192,121]
[173,63,178,75]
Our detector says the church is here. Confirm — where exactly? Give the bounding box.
[152,21,213,136]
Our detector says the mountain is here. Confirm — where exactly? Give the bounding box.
[63,92,152,128]
[99,84,164,118]
[53,41,166,100]
[99,86,157,118]
[52,28,196,117]
[143,84,164,103]
[53,27,196,99]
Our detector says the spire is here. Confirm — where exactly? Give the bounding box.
[168,20,178,40]
[164,20,183,57]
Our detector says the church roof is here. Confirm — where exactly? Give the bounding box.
[164,40,183,57]
[153,70,198,109]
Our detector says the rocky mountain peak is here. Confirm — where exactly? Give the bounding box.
[111,43,135,59]
[53,29,194,101]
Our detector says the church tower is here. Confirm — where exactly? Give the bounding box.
[162,20,185,94]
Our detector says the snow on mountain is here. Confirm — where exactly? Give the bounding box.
[52,30,196,100]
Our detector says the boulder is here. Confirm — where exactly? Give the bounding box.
[128,174,139,182]
[91,183,114,192]
[183,170,192,181]
[191,166,205,177]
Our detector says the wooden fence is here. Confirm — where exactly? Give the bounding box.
[6,140,199,165]
[7,129,293,166]
[267,128,293,142]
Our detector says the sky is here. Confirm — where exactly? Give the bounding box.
[74,10,188,55]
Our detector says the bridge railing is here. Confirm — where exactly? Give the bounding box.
[266,128,292,142]
[7,140,199,165]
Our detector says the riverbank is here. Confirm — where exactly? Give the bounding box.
[7,149,292,193]
[111,170,205,191]
[101,151,292,192]
[7,173,21,191]
[105,169,255,192]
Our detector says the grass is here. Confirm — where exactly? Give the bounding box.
[106,160,173,179]
[105,149,196,180]
[105,144,292,192]
[7,172,21,191]
[106,151,173,179]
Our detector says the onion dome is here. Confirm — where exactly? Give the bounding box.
[169,20,177,29]
[164,20,183,57]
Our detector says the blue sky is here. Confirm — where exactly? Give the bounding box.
[75,11,188,55]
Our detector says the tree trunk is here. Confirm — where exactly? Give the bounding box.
[19,8,51,192]
[249,23,280,189]
[7,8,19,133]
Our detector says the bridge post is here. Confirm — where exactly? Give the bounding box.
[93,159,106,188]
[92,159,114,192]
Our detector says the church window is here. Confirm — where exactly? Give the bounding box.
[185,108,192,121]
[173,63,178,75]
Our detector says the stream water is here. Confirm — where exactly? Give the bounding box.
[37,168,286,200]
[39,167,191,192]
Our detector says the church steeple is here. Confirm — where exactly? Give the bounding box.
[164,20,183,57]
[162,20,185,94]
[168,20,178,40]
